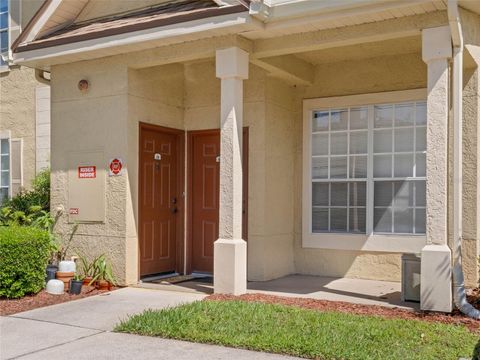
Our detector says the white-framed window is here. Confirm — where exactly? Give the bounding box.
[0,136,9,204]
[0,0,8,68]
[303,89,427,253]
[0,132,23,205]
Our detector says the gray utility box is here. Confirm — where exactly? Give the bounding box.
[401,254,421,302]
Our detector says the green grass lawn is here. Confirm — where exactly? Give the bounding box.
[115,300,479,360]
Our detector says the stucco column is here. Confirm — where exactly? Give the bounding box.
[214,47,248,294]
[420,26,452,312]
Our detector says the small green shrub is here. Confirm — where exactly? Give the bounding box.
[1,169,50,212]
[0,226,51,298]
[0,205,51,228]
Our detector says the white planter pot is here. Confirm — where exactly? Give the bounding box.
[58,260,76,273]
[46,279,64,295]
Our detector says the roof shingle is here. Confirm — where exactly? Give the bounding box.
[15,0,248,53]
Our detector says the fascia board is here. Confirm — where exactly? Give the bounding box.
[13,11,258,66]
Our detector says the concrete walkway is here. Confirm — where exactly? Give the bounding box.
[0,287,299,360]
[248,275,420,310]
[140,274,419,310]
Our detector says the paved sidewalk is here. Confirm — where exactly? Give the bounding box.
[0,287,299,360]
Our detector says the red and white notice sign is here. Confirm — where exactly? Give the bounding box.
[69,208,79,215]
[109,158,123,176]
[78,166,96,178]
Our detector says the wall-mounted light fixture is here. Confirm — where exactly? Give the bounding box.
[78,79,89,93]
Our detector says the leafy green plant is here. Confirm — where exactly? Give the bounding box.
[0,205,51,228]
[50,222,79,265]
[89,255,116,286]
[1,169,50,213]
[0,226,51,298]
[31,210,55,231]
[73,273,84,281]
[77,252,99,278]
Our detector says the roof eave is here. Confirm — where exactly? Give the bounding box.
[15,4,248,53]
[13,9,259,68]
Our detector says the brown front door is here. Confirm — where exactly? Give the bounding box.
[188,129,248,274]
[139,124,183,277]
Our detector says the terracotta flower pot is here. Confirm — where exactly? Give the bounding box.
[56,271,74,292]
[96,280,111,291]
[83,276,93,286]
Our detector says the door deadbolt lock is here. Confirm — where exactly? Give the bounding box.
[154,153,161,160]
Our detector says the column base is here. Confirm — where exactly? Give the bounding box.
[214,238,247,295]
[420,244,452,312]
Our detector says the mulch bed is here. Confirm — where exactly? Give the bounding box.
[207,293,480,333]
[0,287,118,316]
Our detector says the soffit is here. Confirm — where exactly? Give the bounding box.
[38,0,89,39]
[243,1,447,40]
[295,36,422,65]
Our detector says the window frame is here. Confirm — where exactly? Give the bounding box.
[303,89,427,253]
[0,131,11,203]
[0,0,8,71]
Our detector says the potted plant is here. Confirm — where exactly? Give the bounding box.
[89,255,116,291]
[77,253,97,286]
[54,223,79,291]
[69,274,83,295]
[45,263,58,282]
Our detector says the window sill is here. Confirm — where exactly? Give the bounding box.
[302,232,425,253]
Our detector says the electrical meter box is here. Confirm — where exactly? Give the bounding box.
[67,150,105,223]
[401,253,421,302]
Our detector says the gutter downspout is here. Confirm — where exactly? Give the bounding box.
[448,0,480,319]
[35,69,50,85]
[249,0,270,21]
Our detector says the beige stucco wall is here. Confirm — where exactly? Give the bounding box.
[183,60,295,280]
[49,54,297,284]
[125,64,185,283]
[50,58,130,283]
[457,65,479,287]
[47,10,480,287]
[0,67,39,192]
[460,7,480,288]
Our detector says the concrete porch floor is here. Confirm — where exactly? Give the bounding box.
[138,274,419,310]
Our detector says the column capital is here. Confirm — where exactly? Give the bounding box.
[216,47,249,80]
[422,26,452,63]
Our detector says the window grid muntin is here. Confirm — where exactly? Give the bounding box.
[312,107,367,233]
[0,0,7,67]
[373,102,426,235]
[312,182,366,233]
[0,138,9,204]
[311,101,426,235]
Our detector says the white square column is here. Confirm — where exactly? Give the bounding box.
[420,26,452,312]
[214,47,249,295]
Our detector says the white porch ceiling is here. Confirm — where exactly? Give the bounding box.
[242,1,447,40]
[295,36,422,66]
